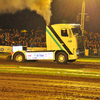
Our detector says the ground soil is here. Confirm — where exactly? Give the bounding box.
[0,58,100,100]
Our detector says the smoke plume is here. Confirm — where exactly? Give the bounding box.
[0,0,53,24]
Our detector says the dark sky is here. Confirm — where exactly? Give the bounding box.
[0,0,100,33]
[51,0,100,33]
[0,9,46,32]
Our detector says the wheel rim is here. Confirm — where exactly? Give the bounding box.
[16,55,23,62]
[58,55,65,63]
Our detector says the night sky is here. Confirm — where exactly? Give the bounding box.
[0,0,100,33]
[51,0,100,33]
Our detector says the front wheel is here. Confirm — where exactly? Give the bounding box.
[56,52,68,64]
[14,53,25,62]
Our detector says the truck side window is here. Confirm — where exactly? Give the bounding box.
[61,29,68,36]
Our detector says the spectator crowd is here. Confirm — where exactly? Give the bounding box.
[0,29,46,47]
[84,31,100,56]
[0,28,100,56]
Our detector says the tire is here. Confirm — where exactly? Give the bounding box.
[14,52,25,62]
[56,52,68,64]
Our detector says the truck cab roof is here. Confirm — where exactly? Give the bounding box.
[47,23,81,29]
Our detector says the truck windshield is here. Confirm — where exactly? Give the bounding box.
[72,28,82,36]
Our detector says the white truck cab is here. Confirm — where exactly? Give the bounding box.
[11,24,83,64]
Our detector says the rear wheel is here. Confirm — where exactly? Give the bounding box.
[14,53,25,62]
[56,52,68,64]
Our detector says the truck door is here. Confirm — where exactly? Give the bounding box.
[60,28,74,54]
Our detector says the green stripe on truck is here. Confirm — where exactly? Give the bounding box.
[46,28,63,50]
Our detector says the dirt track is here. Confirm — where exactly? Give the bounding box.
[0,58,100,69]
[0,59,100,100]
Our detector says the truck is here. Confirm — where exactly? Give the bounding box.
[10,23,84,64]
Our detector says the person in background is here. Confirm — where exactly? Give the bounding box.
[1,40,5,45]
[31,32,35,38]
[18,41,22,46]
[22,40,26,46]
[30,42,34,47]
[26,42,29,47]
[41,33,46,42]
[33,42,37,47]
